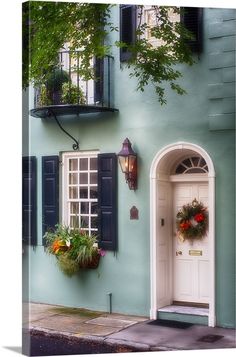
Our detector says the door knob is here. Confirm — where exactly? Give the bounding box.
[176,251,182,256]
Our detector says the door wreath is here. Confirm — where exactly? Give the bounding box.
[176,198,208,241]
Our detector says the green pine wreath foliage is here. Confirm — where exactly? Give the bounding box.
[176,199,208,240]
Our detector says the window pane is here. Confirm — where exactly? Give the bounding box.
[182,158,191,167]
[200,158,207,167]
[191,157,200,166]
[69,187,78,199]
[69,173,78,184]
[80,187,88,199]
[91,216,98,228]
[175,164,186,174]
[71,202,79,214]
[80,172,88,184]
[90,158,97,170]
[81,216,89,228]
[90,187,98,199]
[70,215,80,229]
[90,172,97,184]
[91,202,98,214]
[80,158,88,171]
[69,159,78,171]
[81,202,89,214]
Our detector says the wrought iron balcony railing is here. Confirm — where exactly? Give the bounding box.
[31,51,117,118]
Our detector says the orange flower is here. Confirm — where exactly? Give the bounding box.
[52,240,61,253]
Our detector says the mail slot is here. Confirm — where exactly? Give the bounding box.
[189,250,202,256]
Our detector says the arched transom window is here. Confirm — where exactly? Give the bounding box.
[175,156,208,174]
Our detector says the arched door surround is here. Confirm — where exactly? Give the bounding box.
[150,142,215,327]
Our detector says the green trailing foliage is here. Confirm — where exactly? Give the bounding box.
[23,2,195,104]
[57,252,80,277]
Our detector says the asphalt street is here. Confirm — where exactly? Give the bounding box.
[28,331,137,356]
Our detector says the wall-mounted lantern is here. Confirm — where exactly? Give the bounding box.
[117,138,137,190]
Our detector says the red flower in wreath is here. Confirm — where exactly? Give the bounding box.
[180,221,191,231]
[194,213,204,223]
[176,199,208,240]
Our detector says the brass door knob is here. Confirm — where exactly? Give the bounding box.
[176,251,183,256]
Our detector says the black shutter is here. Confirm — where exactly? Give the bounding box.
[98,153,117,251]
[94,57,104,104]
[22,156,37,245]
[42,156,59,243]
[120,5,136,62]
[181,7,203,52]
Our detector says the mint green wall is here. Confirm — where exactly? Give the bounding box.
[23,7,235,328]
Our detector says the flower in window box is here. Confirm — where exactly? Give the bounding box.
[44,224,105,277]
[52,239,68,254]
[98,249,106,257]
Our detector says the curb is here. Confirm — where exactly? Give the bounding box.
[104,337,151,351]
[28,328,151,352]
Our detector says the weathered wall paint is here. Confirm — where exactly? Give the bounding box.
[23,7,235,328]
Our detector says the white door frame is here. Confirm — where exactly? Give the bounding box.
[150,142,216,327]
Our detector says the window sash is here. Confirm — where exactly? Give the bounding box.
[62,151,99,235]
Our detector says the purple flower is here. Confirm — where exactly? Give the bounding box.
[98,249,106,257]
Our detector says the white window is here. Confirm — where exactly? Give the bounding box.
[62,151,99,235]
[142,6,180,47]
[175,156,208,174]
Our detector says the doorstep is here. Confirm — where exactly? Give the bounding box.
[157,305,209,325]
[158,305,209,316]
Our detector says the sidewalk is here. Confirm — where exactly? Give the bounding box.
[24,302,235,352]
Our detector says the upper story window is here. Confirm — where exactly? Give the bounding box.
[143,6,180,47]
[62,152,98,235]
[120,5,203,61]
[175,156,208,174]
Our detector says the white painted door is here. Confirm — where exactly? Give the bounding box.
[173,182,209,304]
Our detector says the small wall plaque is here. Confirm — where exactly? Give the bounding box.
[130,206,139,220]
[189,250,202,256]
